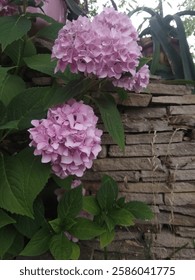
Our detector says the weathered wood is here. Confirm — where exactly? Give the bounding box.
[114,93,152,107]
[126,131,184,144]
[152,95,195,105]
[169,105,195,115]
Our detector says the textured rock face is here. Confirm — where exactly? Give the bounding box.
[82,82,195,260]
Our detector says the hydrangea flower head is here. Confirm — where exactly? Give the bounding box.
[0,0,17,16]
[52,7,149,92]
[28,99,102,178]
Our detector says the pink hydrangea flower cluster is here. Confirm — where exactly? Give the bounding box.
[28,99,102,178]
[52,7,149,92]
[0,0,17,16]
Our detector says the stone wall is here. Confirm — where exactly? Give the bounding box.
[82,82,195,260]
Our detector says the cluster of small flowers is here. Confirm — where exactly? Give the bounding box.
[52,7,149,92]
[0,0,17,16]
[0,0,46,16]
[28,99,102,179]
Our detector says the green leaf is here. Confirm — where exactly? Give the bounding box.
[0,101,6,125]
[0,148,50,217]
[97,175,118,210]
[20,227,52,257]
[14,199,45,238]
[7,87,51,129]
[69,217,105,240]
[95,94,125,150]
[83,196,100,215]
[0,66,14,87]
[52,175,73,190]
[7,233,24,257]
[0,209,16,229]
[24,54,64,78]
[49,232,72,260]
[0,15,31,50]
[109,208,135,226]
[65,0,85,17]
[103,215,115,232]
[5,39,37,66]
[57,187,82,219]
[0,120,19,130]
[116,197,126,208]
[49,218,61,233]
[0,225,16,259]
[70,243,80,260]
[100,230,115,248]
[0,74,26,106]
[125,201,154,220]
[36,22,63,41]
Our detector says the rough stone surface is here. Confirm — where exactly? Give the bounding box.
[83,83,195,260]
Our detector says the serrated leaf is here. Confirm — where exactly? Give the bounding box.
[49,232,72,260]
[97,175,118,210]
[0,225,16,259]
[0,15,31,50]
[109,208,135,226]
[0,148,50,217]
[83,196,100,215]
[100,230,115,248]
[20,227,52,257]
[0,74,26,106]
[57,187,82,219]
[0,209,16,229]
[69,217,105,240]
[95,94,125,150]
[125,201,154,220]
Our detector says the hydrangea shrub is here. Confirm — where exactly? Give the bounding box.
[0,1,153,260]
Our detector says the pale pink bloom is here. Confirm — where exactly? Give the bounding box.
[52,7,150,92]
[28,99,102,178]
[0,0,17,16]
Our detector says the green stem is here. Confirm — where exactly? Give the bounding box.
[23,0,27,14]
[104,246,108,260]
